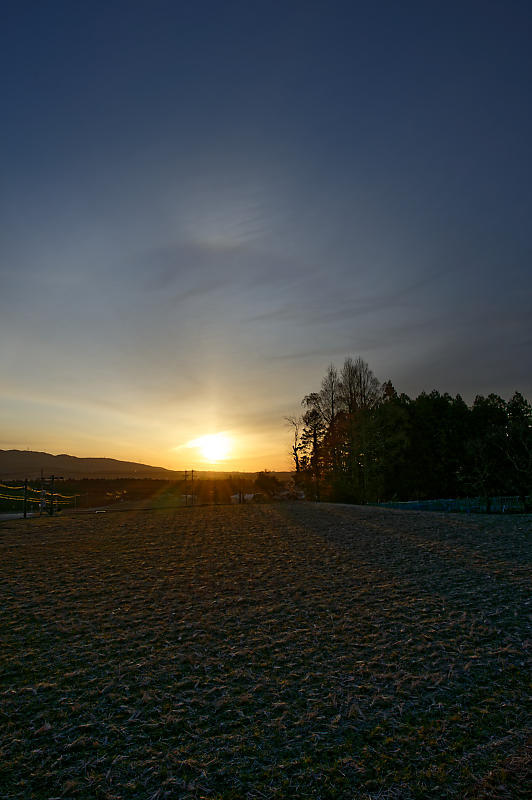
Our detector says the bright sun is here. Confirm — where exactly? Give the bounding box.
[193,433,231,463]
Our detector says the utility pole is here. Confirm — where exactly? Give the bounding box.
[23,478,27,519]
[49,475,55,516]
[184,470,188,506]
[191,469,194,505]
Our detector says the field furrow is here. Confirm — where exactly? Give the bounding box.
[0,504,530,799]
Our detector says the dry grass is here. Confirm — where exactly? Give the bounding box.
[0,503,530,799]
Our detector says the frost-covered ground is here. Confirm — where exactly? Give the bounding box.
[0,504,530,799]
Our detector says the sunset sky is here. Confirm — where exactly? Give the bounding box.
[2,1,531,471]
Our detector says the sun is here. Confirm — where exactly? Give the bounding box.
[193,433,231,463]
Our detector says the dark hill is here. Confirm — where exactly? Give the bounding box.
[0,450,181,480]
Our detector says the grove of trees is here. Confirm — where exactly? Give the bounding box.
[289,357,532,507]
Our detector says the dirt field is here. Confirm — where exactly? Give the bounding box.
[0,503,530,799]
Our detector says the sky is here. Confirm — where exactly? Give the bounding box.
[1,0,531,471]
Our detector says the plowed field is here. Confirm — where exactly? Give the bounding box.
[0,503,530,799]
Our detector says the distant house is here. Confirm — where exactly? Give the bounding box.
[230,493,255,504]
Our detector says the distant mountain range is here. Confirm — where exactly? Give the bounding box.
[0,450,290,481]
[0,450,182,480]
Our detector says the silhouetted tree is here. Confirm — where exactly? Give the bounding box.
[371,391,410,500]
[255,471,281,498]
[299,407,324,500]
[292,355,531,507]
[465,394,509,508]
[337,357,381,501]
[285,416,303,473]
[339,356,381,413]
[505,392,532,507]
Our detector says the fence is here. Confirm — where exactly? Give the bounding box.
[376,495,532,513]
[0,481,80,517]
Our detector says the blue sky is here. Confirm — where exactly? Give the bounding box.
[1,1,531,469]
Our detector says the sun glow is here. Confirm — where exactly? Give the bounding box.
[188,433,232,463]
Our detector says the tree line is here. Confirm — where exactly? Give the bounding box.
[288,357,532,508]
